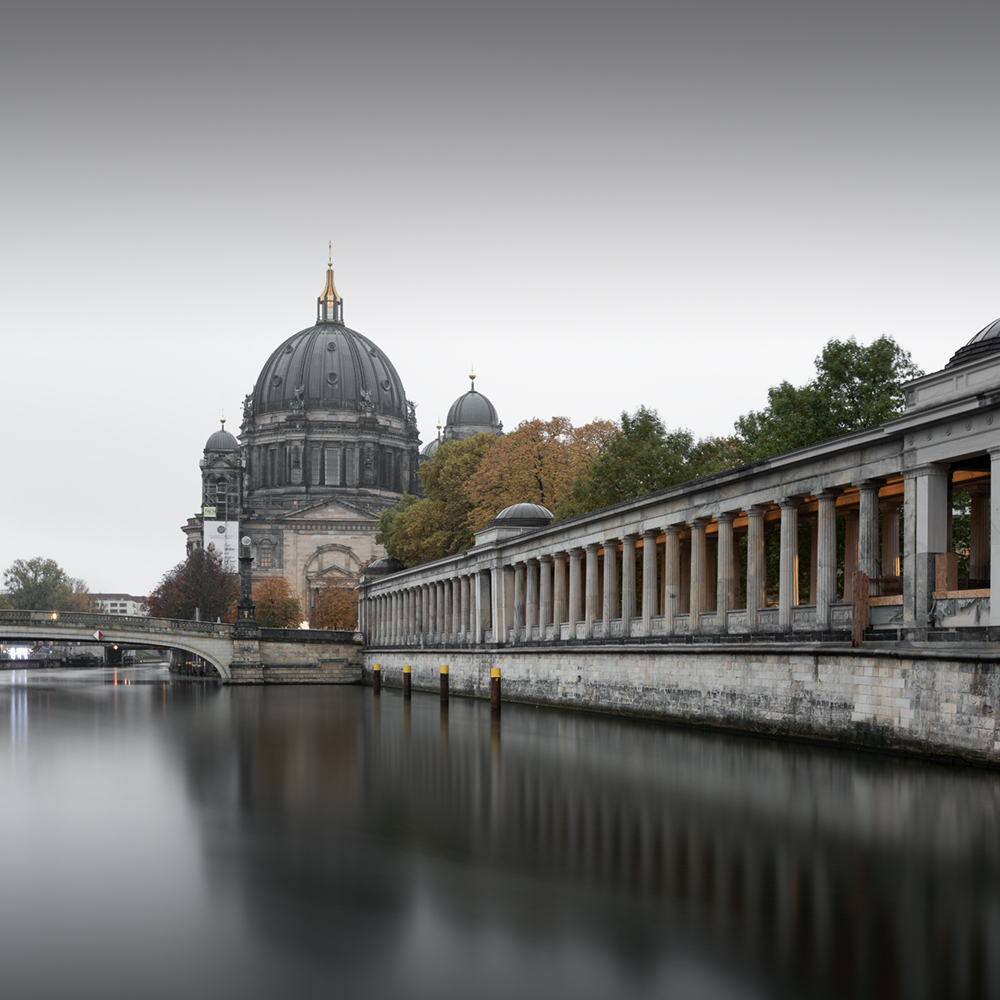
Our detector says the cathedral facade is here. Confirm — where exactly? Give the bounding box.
[183,260,506,618]
[183,263,423,617]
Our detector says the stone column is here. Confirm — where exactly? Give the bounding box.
[716,513,736,631]
[881,500,902,580]
[438,582,447,638]
[490,567,502,640]
[640,529,659,635]
[476,571,491,643]
[778,498,800,631]
[679,537,691,615]
[663,525,682,633]
[502,565,515,640]
[451,578,461,637]
[585,542,600,638]
[968,485,990,584]
[553,553,568,626]
[568,548,583,629]
[705,537,717,613]
[390,593,397,644]
[428,583,437,639]
[526,558,539,634]
[902,464,950,627]
[746,505,767,630]
[621,533,638,634]
[807,517,818,604]
[456,576,469,638]
[730,525,741,611]
[462,575,472,636]
[816,489,840,630]
[689,518,709,633]
[514,562,526,634]
[858,479,883,585]
[842,509,859,602]
[540,555,553,634]
[603,539,619,633]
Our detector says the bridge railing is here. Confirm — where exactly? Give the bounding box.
[0,610,235,636]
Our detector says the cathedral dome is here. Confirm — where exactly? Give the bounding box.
[252,323,407,419]
[443,373,502,441]
[946,318,1000,369]
[205,419,239,453]
[249,262,408,420]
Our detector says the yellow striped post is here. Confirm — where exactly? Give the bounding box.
[403,664,412,700]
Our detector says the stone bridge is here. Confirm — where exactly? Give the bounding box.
[0,610,363,683]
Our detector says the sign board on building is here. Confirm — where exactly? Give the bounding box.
[203,520,240,572]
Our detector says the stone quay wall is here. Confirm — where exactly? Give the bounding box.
[363,644,1000,764]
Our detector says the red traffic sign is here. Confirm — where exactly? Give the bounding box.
[93,630,104,641]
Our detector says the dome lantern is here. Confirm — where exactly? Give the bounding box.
[317,243,343,324]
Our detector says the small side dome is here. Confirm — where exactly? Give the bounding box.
[444,372,502,441]
[487,502,554,528]
[205,419,239,453]
[946,318,1000,368]
[421,437,441,459]
[365,556,404,576]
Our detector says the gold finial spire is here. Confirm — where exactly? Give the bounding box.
[469,366,476,390]
[220,414,226,428]
[317,244,343,322]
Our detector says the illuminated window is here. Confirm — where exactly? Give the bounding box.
[260,542,272,569]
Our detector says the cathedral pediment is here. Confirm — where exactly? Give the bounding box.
[282,498,379,522]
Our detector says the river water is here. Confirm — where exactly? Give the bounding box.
[0,666,998,1000]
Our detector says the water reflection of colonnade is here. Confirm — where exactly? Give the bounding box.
[362,334,1000,643]
[207,687,1000,998]
[357,699,1000,998]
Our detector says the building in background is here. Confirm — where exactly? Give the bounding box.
[92,593,148,616]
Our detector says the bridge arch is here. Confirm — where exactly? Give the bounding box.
[0,611,234,680]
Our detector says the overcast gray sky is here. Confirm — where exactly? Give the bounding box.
[4,0,1000,595]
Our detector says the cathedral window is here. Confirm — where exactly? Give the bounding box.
[259,541,273,569]
[325,446,341,486]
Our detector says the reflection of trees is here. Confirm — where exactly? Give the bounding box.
[175,687,1000,998]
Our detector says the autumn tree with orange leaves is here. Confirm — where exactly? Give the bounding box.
[464,417,617,531]
[311,584,358,630]
[251,577,303,629]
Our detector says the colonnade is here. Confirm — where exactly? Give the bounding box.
[361,458,1000,644]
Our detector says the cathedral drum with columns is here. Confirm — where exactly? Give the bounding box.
[183,262,422,617]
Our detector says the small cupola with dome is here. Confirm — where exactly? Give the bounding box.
[443,371,503,442]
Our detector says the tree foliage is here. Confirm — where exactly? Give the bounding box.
[732,335,922,462]
[144,548,238,623]
[465,417,617,531]
[0,557,96,612]
[311,583,358,631]
[557,407,731,518]
[376,434,499,565]
[252,577,303,629]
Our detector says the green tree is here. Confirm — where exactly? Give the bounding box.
[144,548,238,622]
[733,335,922,462]
[1,557,96,612]
[252,577,303,629]
[558,407,728,518]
